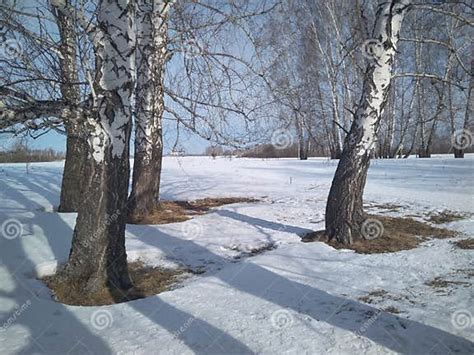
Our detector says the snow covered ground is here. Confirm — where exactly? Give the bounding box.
[0,155,473,354]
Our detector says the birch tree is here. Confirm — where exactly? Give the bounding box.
[0,1,89,212]
[128,0,275,217]
[454,58,473,158]
[53,1,88,212]
[128,0,172,219]
[450,58,473,158]
[253,0,371,160]
[325,0,411,244]
[51,0,136,296]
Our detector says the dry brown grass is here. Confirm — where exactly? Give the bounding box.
[454,239,474,250]
[427,210,468,224]
[425,277,470,289]
[128,197,258,224]
[302,215,457,254]
[358,289,388,304]
[365,203,404,212]
[43,261,186,306]
[383,306,401,314]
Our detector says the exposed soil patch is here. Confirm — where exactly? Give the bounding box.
[232,242,278,259]
[43,261,187,306]
[365,202,404,212]
[426,210,468,224]
[128,197,258,224]
[383,306,401,314]
[301,215,457,254]
[358,289,388,304]
[358,290,412,312]
[425,277,470,289]
[453,239,474,250]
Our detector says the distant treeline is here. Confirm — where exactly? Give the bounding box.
[204,137,472,159]
[204,143,327,159]
[0,143,64,163]
[238,143,325,158]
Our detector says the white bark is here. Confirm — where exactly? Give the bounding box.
[356,0,411,155]
[88,0,136,163]
[128,0,174,216]
[134,0,172,160]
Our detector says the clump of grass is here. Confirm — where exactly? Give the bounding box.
[302,215,457,254]
[427,210,468,224]
[453,239,474,250]
[128,197,258,224]
[358,289,388,304]
[383,306,401,314]
[425,277,470,289]
[365,202,404,212]
[43,261,186,306]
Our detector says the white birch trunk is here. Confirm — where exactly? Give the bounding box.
[57,0,136,297]
[325,0,411,244]
[129,0,172,219]
[53,1,88,213]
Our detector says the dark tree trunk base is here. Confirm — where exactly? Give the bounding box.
[325,151,371,244]
[454,148,465,158]
[60,146,133,302]
[128,146,163,218]
[418,148,431,158]
[52,265,132,305]
[330,150,342,160]
[44,261,182,306]
[58,134,87,213]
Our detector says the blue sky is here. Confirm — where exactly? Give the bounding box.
[14,122,213,155]
[2,0,271,155]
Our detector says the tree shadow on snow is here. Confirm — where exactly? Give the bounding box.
[0,168,251,354]
[130,224,474,354]
[214,208,311,236]
[129,297,253,354]
[0,174,113,354]
[2,167,473,354]
[2,167,62,209]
